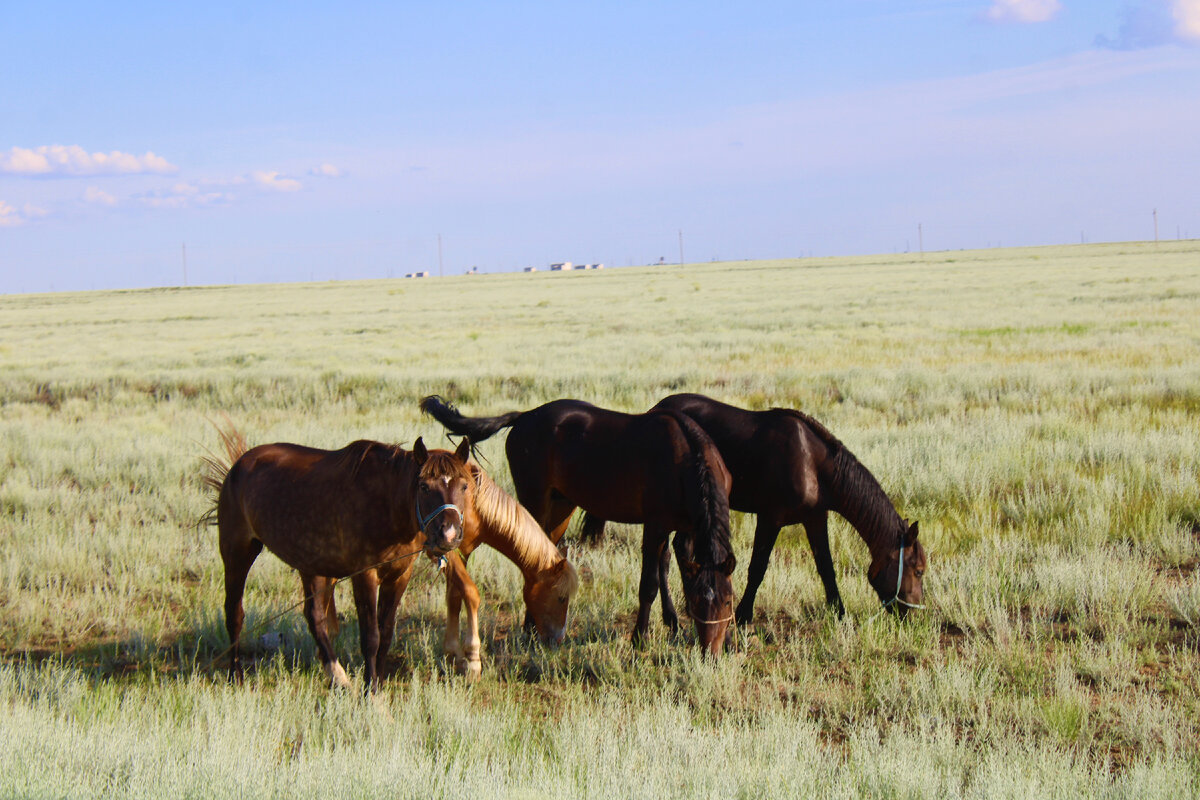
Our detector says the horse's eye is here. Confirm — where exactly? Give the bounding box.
[914,570,925,579]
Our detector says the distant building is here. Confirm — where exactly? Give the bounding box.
[523,266,538,272]
[549,262,573,271]
[404,271,431,278]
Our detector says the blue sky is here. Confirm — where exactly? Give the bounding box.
[2,1,1199,292]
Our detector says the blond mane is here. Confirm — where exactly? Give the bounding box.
[472,465,578,595]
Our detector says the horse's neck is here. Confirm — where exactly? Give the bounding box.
[822,450,903,558]
[476,521,559,578]
[471,474,561,578]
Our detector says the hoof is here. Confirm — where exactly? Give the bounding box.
[453,656,482,681]
[325,661,352,690]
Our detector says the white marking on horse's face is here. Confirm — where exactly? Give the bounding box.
[442,475,450,487]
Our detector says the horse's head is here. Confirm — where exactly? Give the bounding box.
[674,535,737,656]
[411,437,474,556]
[523,543,578,645]
[868,520,927,617]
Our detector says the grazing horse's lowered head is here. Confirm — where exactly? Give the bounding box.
[867,520,926,618]
[674,534,736,655]
[411,437,474,557]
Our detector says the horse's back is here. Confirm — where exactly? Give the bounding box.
[506,400,700,525]
[218,440,414,577]
[654,394,829,516]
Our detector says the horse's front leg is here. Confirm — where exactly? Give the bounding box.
[301,574,351,689]
[443,552,482,680]
[350,571,381,693]
[633,526,668,646]
[375,561,415,681]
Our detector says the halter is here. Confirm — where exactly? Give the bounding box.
[684,597,735,627]
[417,501,463,532]
[877,537,926,613]
[686,607,735,627]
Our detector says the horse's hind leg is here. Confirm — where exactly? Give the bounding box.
[301,574,351,689]
[580,512,607,545]
[221,535,263,683]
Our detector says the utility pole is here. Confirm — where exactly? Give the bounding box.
[678,230,684,265]
[918,223,924,255]
[437,234,444,277]
[1153,209,1159,244]
[181,243,188,286]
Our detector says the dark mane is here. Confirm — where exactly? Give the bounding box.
[822,438,904,553]
[332,439,407,479]
[662,410,732,565]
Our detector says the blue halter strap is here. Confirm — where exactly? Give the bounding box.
[879,537,926,612]
[417,502,462,531]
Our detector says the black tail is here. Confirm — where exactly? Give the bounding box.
[419,395,524,443]
[656,409,733,564]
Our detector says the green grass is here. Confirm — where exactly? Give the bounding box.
[1,241,1198,797]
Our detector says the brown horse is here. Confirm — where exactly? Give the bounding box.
[585,393,927,621]
[208,432,473,690]
[420,396,736,655]
[206,428,577,688]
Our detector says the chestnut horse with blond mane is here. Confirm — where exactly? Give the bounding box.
[204,428,576,689]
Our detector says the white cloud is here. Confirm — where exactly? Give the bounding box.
[309,163,343,178]
[83,186,118,206]
[985,0,1061,23]
[137,183,233,209]
[1175,0,1200,40]
[0,145,176,176]
[251,171,303,192]
[0,200,48,227]
[0,200,22,227]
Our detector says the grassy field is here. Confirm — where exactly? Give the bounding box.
[1,241,1198,797]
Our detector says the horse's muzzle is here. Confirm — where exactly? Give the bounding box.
[424,523,463,556]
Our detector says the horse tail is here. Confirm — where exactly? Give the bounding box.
[419,395,523,443]
[659,410,733,564]
[199,418,250,527]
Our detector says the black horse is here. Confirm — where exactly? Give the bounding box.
[583,394,926,622]
[420,395,737,654]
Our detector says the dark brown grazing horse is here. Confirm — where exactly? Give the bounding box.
[206,432,474,691]
[420,396,737,655]
[584,393,927,622]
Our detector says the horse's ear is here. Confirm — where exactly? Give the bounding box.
[413,437,428,466]
[454,437,471,464]
[721,554,737,576]
[907,521,919,542]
